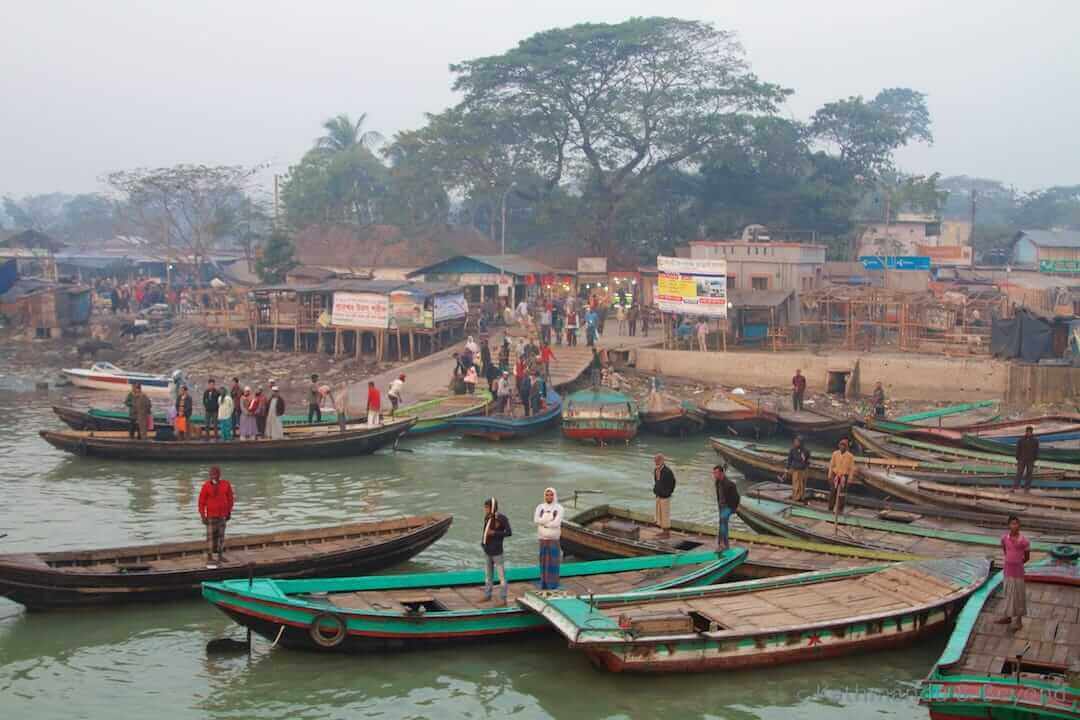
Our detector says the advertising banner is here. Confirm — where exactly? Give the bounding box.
[1040,259,1080,274]
[859,256,931,271]
[655,256,727,318]
[433,292,468,322]
[388,291,424,329]
[331,292,389,328]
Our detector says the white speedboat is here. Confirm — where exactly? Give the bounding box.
[61,363,180,397]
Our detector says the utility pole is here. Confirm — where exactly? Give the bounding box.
[969,189,977,258]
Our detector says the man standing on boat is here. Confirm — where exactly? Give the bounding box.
[229,377,242,431]
[539,343,555,383]
[653,454,677,539]
[534,487,563,590]
[198,466,234,567]
[366,381,382,426]
[713,465,740,550]
[870,382,886,418]
[202,378,220,440]
[175,385,193,440]
[267,385,286,440]
[1014,426,1039,492]
[481,497,512,604]
[387,374,405,417]
[786,436,811,502]
[827,438,855,517]
[997,515,1030,630]
[218,389,234,441]
[308,374,322,424]
[126,382,151,440]
[792,369,806,412]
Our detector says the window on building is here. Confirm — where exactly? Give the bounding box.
[727,275,736,289]
[751,276,769,290]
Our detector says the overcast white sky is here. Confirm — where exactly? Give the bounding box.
[2,0,1077,196]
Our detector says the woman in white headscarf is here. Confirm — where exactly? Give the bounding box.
[533,487,564,590]
[465,335,480,356]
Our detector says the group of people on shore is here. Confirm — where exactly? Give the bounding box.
[510,294,650,348]
[453,333,555,418]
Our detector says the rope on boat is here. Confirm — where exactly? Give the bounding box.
[271,625,285,649]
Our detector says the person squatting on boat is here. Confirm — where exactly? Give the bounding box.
[481,497,512,604]
[534,488,563,590]
[198,466,234,567]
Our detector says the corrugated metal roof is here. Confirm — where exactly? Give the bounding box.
[253,279,461,298]
[728,289,794,308]
[1017,229,1080,248]
[408,254,553,278]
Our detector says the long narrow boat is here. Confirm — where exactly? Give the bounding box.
[893,400,998,424]
[964,432,1080,463]
[699,395,778,439]
[866,413,1080,447]
[61,362,178,397]
[39,418,415,461]
[521,556,992,673]
[561,505,919,578]
[562,388,640,444]
[711,437,1049,489]
[920,550,1080,720]
[449,389,561,440]
[858,468,1080,532]
[777,408,854,446]
[0,514,452,610]
[735,483,1071,560]
[397,390,494,436]
[639,395,706,437]
[51,405,339,432]
[201,549,746,652]
[853,427,1080,482]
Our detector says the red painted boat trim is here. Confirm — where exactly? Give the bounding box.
[562,428,637,441]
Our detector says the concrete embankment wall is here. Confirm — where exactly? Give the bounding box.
[631,349,1010,403]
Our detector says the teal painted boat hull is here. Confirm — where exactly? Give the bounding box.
[202,550,746,653]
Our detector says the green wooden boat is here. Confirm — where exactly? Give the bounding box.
[201,549,745,652]
[521,556,992,673]
[920,549,1080,720]
[397,390,493,436]
[735,482,1070,562]
[894,400,998,424]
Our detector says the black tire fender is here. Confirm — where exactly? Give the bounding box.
[308,612,348,648]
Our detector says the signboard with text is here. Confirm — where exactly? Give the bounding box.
[433,292,468,322]
[577,257,608,274]
[655,255,727,318]
[1040,259,1080,274]
[331,292,389,328]
[859,256,931,271]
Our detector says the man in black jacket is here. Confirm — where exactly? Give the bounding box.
[714,465,740,550]
[1014,426,1039,492]
[481,497,512,604]
[786,436,811,502]
[202,378,220,441]
[653,454,676,538]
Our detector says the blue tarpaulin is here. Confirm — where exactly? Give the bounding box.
[0,259,16,295]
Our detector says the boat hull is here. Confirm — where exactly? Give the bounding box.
[0,515,452,610]
[52,405,338,432]
[39,419,414,462]
[452,391,561,441]
[62,370,174,396]
[562,423,639,443]
[640,409,706,437]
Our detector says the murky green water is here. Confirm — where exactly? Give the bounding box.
[0,358,933,719]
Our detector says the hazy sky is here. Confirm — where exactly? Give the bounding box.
[3,0,1077,197]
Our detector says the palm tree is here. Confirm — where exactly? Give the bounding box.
[316,113,383,153]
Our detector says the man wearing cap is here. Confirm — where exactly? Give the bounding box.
[267,385,286,440]
[308,373,322,423]
[198,466,234,567]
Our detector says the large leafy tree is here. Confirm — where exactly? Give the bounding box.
[450,17,788,256]
[255,228,298,284]
[810,88,932,176]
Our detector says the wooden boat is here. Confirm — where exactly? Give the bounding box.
[735,482,1071,560]
[777,408,854,445]
[39,418,415,461]
[397,390,494,436]
[562,388,640,444]
[698,394,778,439]
[639,393,706,437]
[920,549,1080,720]
[561,505,919,579]
[521,556,991,673]
[0,514,452,610]
[853,427,1080,482]
[61,362,179,396]
[201,549,747,652]
[866,413,1080,447]
[449,389,561,440]
[858,468,1080,532]
[893,400,998,424]
[711,437,1044,489]
[52,404,338,432]
[964,432,1080,463]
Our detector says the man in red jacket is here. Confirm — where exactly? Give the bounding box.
[366,380,381,426]
[198,466,234,566]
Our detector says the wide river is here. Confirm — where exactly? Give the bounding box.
[0,362,934,719]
